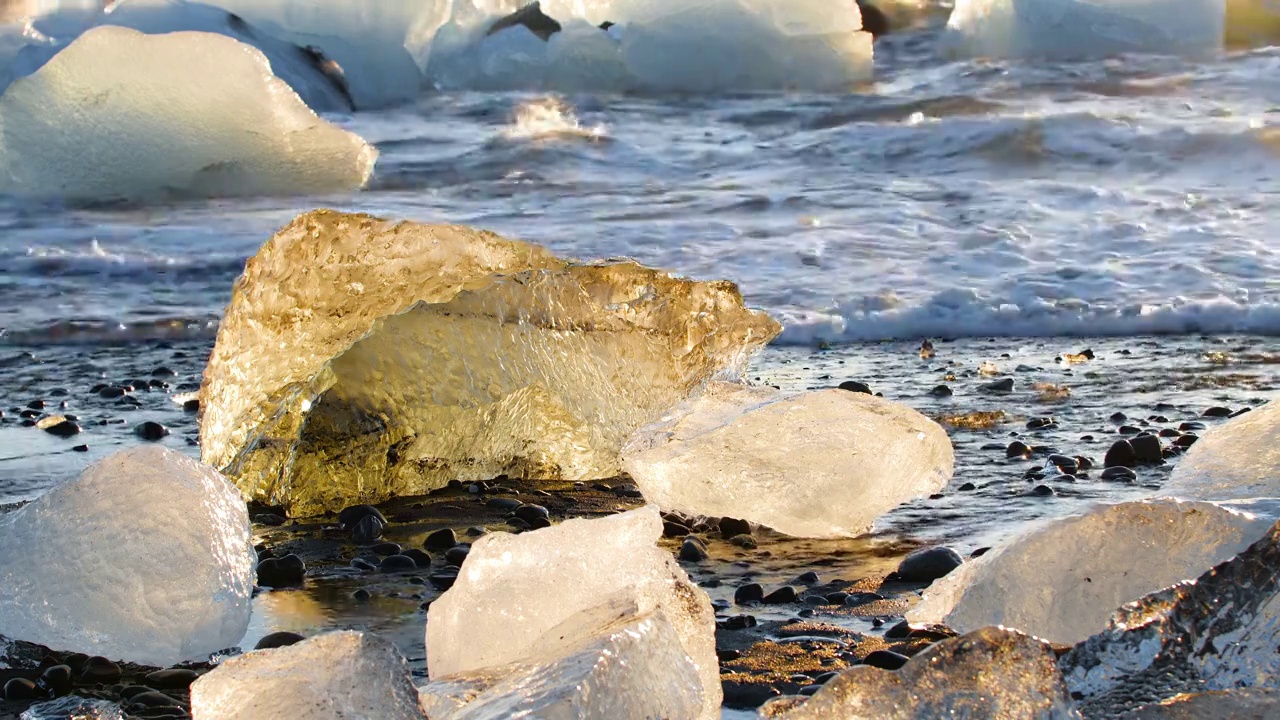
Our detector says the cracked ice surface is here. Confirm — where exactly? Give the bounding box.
[190,631,424,720]
[200,210,779,517]
[764,627,1080,719]
[1162,400,1280,502]
[908,499,1271,645]
[425,506,721,719]
[420,601,702,720]
[622,383,954,537]
[0,446,254,666]
[1061,519,1280,718]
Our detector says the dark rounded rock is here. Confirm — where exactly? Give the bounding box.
[514,504,550,523]
[352,515,386,544]
[1030,484,1056,496]
[843,591,884,607]
[144,669,199,690]
[720,614,757,630]
[1109,412,1128,423]
[1129,433,1164,464]
[257,554,306,587]
[1046,454,1078,473]
[718,517,752,538]
[734,583,764,605]
[795,571,820,585]
[370,542,401,557]
[152,366,176,377]
[527,517,551,530]
[444,546,470,566]
[762,586,798,604]
[1100,466,1137,482]
[1006,441,1031,459]
[466,526,487,537]
[119,685,153,700]
[424,528,458,551]
[1104,439,1137,468]
[1203,406,1233,417]
[380,555,418,573]
[663,521,690,537]
[82,656,122,684]
[838,380,872,394]
[1174,433,1199,448]
[72,444,89,452]
[399,549,433,568]
[1026,417,1055,430]
[255,631,305,650]
[728,534,758,549]
[337,504,386,529]
[26,399,45,410]
[884,620,912,639]
[353,589,372,602]
[1158,428,1182,438]
[1118,425,1141,435]
[134,421,170,441]
[97,386,127,399]
[957,481,977,491]
[928,384,953,397]
[507,517,531,531]
[679,537,708,562]
[129,691,181,708]
[40,664,73,695]
[896,546,963,583]
[1178,421,1207,431]
[429,571,459,590]
[63,653,88,673]
[182,399,201,413]
[4,678,39,700]
[981,378,1014,393]
[485,498,522,512]
[42,420,81,438]
[1075,455,1095,471]
[862,650,910,670]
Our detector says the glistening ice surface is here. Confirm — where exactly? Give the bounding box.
[200,210,778,517]
[623,383,954,537]
[1161,400,1280,501]
[908,499,1272,644]
[0,446,254,666]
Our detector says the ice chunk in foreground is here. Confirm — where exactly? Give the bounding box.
[190,631,424,720]
[1162,400,1280,501]
[764,627,1079,719]
[1128,689,1280,719]
[0,25,376,202]
[420,601,702,720]
[0,446,254,667]
[941,0,1224,60]
[623,383,954,538]
[908,499,1270,645]
[200,210,779,517]
[1061,518,1280,717]
[426,506,721,719]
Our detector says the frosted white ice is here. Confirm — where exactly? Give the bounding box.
[420,603,702,720]
[942,0,1225,60]
[622,383,954,538]
[190,631,425,720]
[0,446,254,666]
[426,506,721,719]
[1162,401,1280,502]
[0,25,376,202]
[908,499,1270,645]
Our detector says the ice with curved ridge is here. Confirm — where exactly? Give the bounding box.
[190,631,425,720]
[942,0,1224,60]
[425,506,722,719]
[0,446,254,666]
[200,210,778,517]
[908,499,1271,645]
[0,25,376,202]
[622,383,954,538]
[1161,401,1280,502]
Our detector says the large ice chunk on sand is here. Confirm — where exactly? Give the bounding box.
[1162,401,1280,501]
[1061,518,1280,717]
[200,210,779,517]
[908,499,1269,645]
[190,631,424,720]
[941,0,1224,60]
[0,25,376,202]
[622,383,954,538]
[420,601,702,720]
[764,627,1078,719]
[0,446,254,666]
[425,506,721,719]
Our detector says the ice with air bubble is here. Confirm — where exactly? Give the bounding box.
[1162,400,1280,502]
[419,599,703,720]
[425,506,721,719]
[942,0,1225,60]
[908,499,1270,645]
[0,446,255,667]
[0,25,376,202]
[190,631,425,720]
[622,383,954,538]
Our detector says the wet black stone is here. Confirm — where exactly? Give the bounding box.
[1026,417,1055,430]
[394,548,431,569]
[466,526,487,537]
[1100,466,1138,482]
[39,664,73,695]
[507,517,532,531]
[119,685,152,700]
[981,378,1014,393]
[63,653,88,674]
[896,546,963,583]
[424,528,458,551]
[3,678,38,700]
[485,498,523,512]
[129,691,181,708]
[929,384,953,397]
[1075,455,1095,471]
[26,400,45,410]
[1118,425,1141,435]
[19,409,38,419]
[1030,484,1056,496]
[716,649,742,662]
[970,547,991,558]
[957,482,977,491]
[514,504,550,523]
[353,589,372,601]
[728,534,758,549]
[1174,434,1199,448]
[843,592,884,607]
[1110,411,1128,423]
[380,555,418,573]
[1129,433,1164,464]
[884,620,912,639]
[444,546,470,566]
[1006,441,1031,458]
[1203,406,1233,417]
[838,380,872,394]
[182,399,200,413]
[255,631,306,650]
[762,586,798,604]
[352,515,386,544]
[734,583,764,605]
[719,517,752,537]
[720,615,757,630]
[1104,439,1137,468]
[862,650,910,670]
[486,1,563,40]
[98,386,127,399]
[82,656,122,684]
[679,537,708,562]
[1179,421,1207,431]
[252,513,287,527]
[42,419,81,438]
[338,505,386,529]
[429,571,459,590]
[1046,454,1078,473]
[152,367,176,377]
[825,592,849,605]
[257,554,306,587]
[19,418,35,427]
[1232,407,1253,418]
[144,669,199,690]
[134,421,169,441]
[364,542,398,556]
[795,571,820,585]
[663,521,691,537]
[527,517,551,530]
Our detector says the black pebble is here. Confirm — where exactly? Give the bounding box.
[895,546,963,583]
[255,631,305,650]
[928,385,953,397]
[1178,421,1206,431]
[884,620,912,639]
[1203,406,1233,417]
[257,554,306,587]
[444,546,470,566]
[43,419,81,438]
[718,517,751,538]
[1006,441,1031,458]
[843,592,884,607]
[679,537,708,562]
[429,571,459,590]
[1129,433,1164,464]
[128,691,181,708]
[1104,439,1136,468]
[370,542,401,556]
[957,482,976,491]
[380,555,418,573]
[134,421,170,441]
[98,386,127,399]
[400,548,432,568]
[182,399,200,413]
[485,498,522,511]
[81,656,122,684]
[838,380,872,394]
[39,664,73,695]
[663,521,691,537]
[338,505,386,529]
[424,528,458,551]
[1030,484,1055,496]
[507,517,532,531]
[1118,425,1141,435]
[152,367,176,377]
[352,515,386,544]
[734,583,764,605]
[1026,417,1055,430]
[26,400,45,410]
[353,589,372,601]
[1174,434,1199,448]
[762,586,798,604]
[3,678,38,700]
[795,571,820,585]
[981,378,1014,393]
[144,669,199,690]
[1100,466,1138,482]
[720,615,757,630]
[514,504,550,523]
[862,650,910,670]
